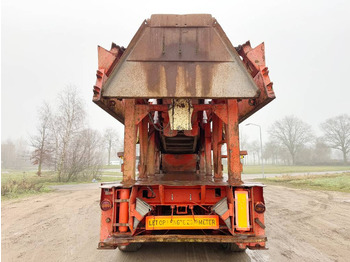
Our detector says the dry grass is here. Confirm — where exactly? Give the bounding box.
[240,165,350,174]
[1,171,53,199]
[258,172,350,193]
[1,169,123,200]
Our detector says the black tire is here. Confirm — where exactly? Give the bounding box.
[118,243,142,252]
[222,243,246,252]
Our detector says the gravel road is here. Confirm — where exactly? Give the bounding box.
[2,182,350,262]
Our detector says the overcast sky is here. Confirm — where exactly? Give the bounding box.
[2,0,350,144]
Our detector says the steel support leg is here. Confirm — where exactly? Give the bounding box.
[205,123,212,176]
[123,99,136,182]
[226,99,241,183]
[146,129,156,177]
[139,117,148,179]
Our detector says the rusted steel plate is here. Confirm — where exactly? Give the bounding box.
[162,154,197,173]
[99,178,265,188]
[236,41,275,122]
[102,234,267,244]
[94,98,125,124]
[148,14,214,28]
[128,27,233,61]
[102,14,259,99]
[103,62,259,98]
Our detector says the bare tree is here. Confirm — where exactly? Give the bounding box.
[269,116,314,165]
[311,138,331,164]
[9,85,105,182]
[55,86,86,182]
[2,139,32,169]
[104,128,120,165]
[82,129,104,179]
[246,140,260,165]
[30,102,53,176]
[239,132,248,150]
[320,114,350,164]
[264,140,281,165]
[239,132,249,165]
[2,138,31,169]
[1,140,16,168]
[62,128,104,182]
[50,116,60,171]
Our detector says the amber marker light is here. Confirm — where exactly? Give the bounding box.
[100,199,113,211]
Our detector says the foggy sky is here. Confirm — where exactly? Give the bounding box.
[2,0,350,144]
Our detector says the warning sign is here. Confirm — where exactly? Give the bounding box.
[146,215,219,230]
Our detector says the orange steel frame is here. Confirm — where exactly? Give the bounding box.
[97,98,268,250]
[94,38,273,250]
[99,184,266,249]
[121,100,243,183]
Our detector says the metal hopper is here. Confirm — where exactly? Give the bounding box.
[101,14,260,99]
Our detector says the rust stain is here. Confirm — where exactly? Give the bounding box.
[184,63,196,97]
[199,63,214,97]
[141,26,216,98]
[143,63,161,93]
[100,234,267,245]
[164,63,178,97]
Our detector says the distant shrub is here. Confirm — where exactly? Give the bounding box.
[1,177,44,196]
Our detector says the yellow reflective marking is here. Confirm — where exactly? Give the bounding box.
[235,191,250,231]
[146,215,219,230]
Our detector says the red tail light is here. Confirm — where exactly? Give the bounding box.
[100,199,113,211]
[254,202,266,213]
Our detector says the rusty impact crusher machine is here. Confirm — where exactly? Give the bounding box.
[93,14,275,252]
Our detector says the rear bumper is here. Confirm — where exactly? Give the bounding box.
[98,234,267,249]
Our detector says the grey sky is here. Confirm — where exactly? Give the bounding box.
[2,0,350,144]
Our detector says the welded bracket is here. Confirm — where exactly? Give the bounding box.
[212,104,227,124]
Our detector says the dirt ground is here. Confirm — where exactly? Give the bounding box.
[2,183,350,262]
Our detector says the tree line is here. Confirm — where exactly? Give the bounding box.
[243,115,350,165]
[1,86,122,182]
[2,90,349,176]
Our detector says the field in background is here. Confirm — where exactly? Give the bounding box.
[101,164,121,170]
[257,172,350,193]
[242,165,350,174]
[1,169,122,200]
[2,165,349,199]
[1,171,55,199]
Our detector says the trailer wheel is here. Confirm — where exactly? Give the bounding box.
[118,243,142,252]
[222,243,246,252]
